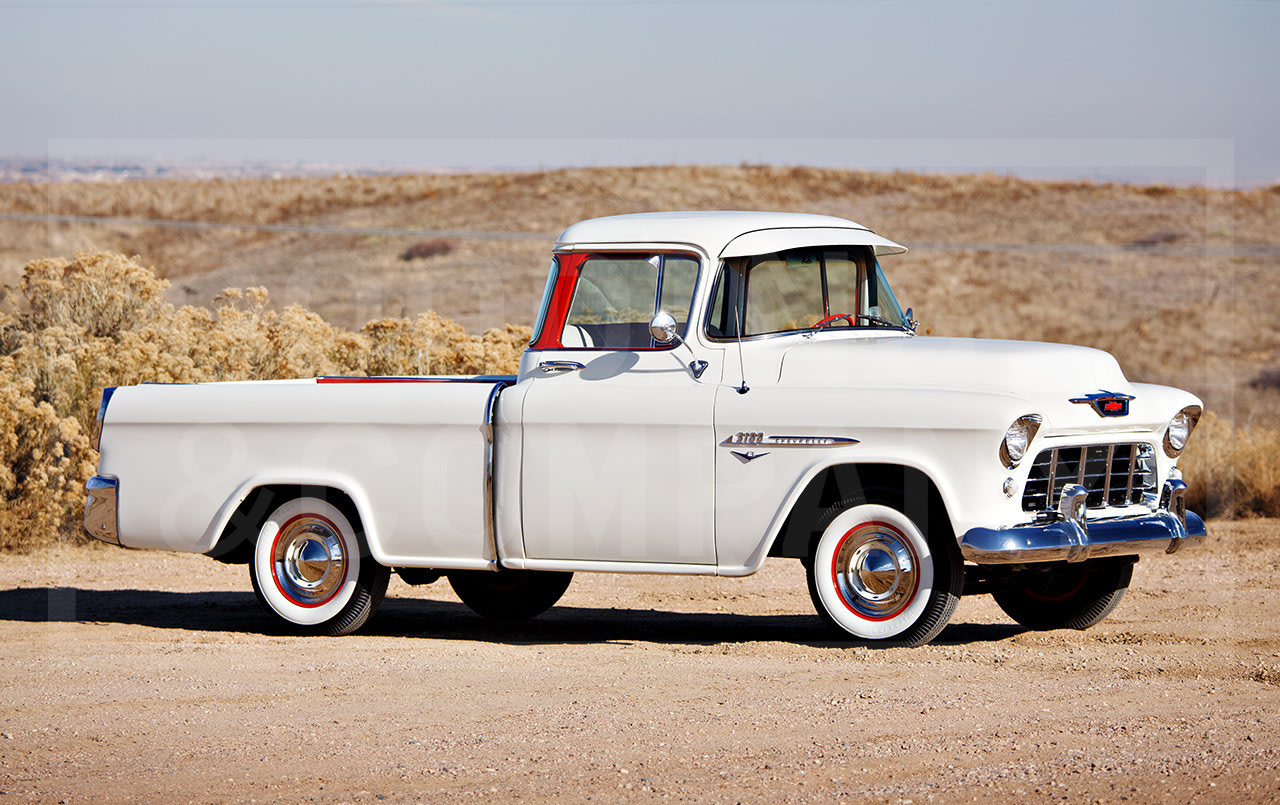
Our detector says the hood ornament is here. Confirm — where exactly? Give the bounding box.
[1069,390,1135,417]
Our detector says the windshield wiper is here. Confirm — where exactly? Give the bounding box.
[856,313,910,330]
[808,312,915,335]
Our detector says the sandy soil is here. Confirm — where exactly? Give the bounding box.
[2,520,1278,804]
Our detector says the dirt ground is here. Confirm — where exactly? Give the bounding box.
[2,519,1278,804]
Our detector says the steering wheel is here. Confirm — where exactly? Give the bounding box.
[812,313,854,330]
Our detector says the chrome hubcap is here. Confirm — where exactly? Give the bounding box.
[273,516,347,606]
[833,524,919,619]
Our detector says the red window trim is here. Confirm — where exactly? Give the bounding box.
[529,252,588,350]
[316,376,513,384]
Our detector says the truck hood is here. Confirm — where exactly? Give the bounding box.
[779,336,1181,434]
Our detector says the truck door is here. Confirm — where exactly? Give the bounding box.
[520,252,718,566]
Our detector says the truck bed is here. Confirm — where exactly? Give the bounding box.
[95,376,514,569]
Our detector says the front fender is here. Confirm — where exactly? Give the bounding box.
[713,385,1040,575]
[717,454,964,577]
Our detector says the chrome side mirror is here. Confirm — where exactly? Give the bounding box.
[648,311,681,344]
[648,311,708,379]
[904,307,919,333]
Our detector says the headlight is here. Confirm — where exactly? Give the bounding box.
[1000,414,1043,468]
[1163,405,1202,458]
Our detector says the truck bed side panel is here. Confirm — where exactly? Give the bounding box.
[96,379,501,567]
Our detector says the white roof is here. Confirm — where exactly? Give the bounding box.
[554,211,907,258]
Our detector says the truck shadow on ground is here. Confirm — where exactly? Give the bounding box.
[0,586,1023,648]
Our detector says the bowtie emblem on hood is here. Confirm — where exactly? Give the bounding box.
[1069,390,1135,417]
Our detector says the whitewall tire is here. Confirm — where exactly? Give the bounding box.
[807,503,961,646]
[250,496,389,636]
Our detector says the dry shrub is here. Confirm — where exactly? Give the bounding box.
[1181,412,1280,519]
[19,252,171,339]
[1250,368,1280,390]
[0,362,95,551]
[161,289,368,384]
[400,239,456,261]
[362,313,530,376]
[1,251,528,551]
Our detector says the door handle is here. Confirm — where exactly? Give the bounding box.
[538,360,585,374]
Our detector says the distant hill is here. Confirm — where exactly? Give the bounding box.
[0,156,444,184]
[1,165,1277,428]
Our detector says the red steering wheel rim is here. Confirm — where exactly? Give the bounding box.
[813,313,853,329]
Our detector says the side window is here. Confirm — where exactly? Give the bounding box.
[706,259,744,339]
[659,257,699,331]
[529,259,559,346]
[560,254,700,349]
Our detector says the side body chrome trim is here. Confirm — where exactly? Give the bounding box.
[84,476,120,545]
[720,433,859,448]
[482,380,513,570]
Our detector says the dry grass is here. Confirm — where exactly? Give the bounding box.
[1181,412,1280,519]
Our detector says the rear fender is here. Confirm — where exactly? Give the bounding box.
[204,474,380,561]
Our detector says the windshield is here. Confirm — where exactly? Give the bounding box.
[705,246,907,338]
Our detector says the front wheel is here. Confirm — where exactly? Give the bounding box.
[249,496,389,636]
[807,502,962,646]
[447,569,572,620]
[992,560,1133,631]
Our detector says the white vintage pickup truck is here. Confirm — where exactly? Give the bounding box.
[84,211,1206,645]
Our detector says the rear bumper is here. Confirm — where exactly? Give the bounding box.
[83,476,120,545]
[960,509,1206,565]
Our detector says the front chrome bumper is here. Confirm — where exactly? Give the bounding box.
[961,509,1206,565]
[83,476,120,545]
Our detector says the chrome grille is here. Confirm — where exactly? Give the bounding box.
[1022,443,1157,512]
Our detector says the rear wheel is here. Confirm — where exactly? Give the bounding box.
[807,501,962,646]
[249,496,389,636]
[448,569,573,620]
[993,560,1134,631]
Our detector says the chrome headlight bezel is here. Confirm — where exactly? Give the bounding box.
[1163,405,1202,458]
[1000,414,1043,469]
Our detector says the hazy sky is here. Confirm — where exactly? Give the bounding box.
[2,0,1276,186]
